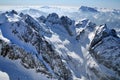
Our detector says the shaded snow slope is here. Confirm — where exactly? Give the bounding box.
[0,56,53,80]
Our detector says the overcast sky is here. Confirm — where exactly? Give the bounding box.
[0,0,120,9]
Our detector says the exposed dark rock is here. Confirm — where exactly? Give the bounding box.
[11,10,18,15]
[37,15,46,23]
[46,13,60,24]
[60,16,73,36]
[89,24,120,79]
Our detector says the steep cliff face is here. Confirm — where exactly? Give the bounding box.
[88,25,120,80]
[0,10,120,80]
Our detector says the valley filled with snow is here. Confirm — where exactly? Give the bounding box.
[0,6,120,80]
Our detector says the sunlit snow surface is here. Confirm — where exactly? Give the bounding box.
[0,70,10,80]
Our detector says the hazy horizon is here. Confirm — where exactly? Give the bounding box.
[0,0,120,9]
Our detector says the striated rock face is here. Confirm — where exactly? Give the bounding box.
[60,16,74,36]
[0,11,72,80]
[89,24,120,80]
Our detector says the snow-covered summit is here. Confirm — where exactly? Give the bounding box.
[79,6,99,13]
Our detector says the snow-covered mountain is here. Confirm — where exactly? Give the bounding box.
[79,6,99,13]
[0,6,120,80]
[16,5,120,36]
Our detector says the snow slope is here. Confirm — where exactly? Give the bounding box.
[0,56,53,80]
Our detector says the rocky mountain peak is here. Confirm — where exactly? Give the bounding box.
[79,6,98,13]
[89,24,120,80]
